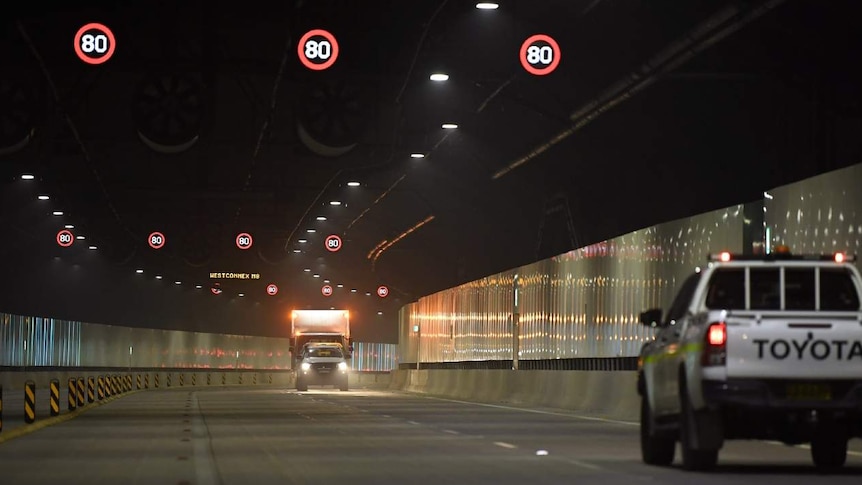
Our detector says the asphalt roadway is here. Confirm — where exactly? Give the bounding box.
[0,386,860,484]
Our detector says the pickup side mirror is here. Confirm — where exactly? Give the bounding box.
[639,309,663,328]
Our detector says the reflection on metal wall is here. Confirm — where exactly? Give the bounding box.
[1,312,292,369]
[350,342,398,371]
[766,163,862,270]
[400,205,747,363]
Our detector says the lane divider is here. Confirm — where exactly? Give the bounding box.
[76,378,85,407]
[67,378,76,412]
[49,379,60,417]
[24,381,35,424]
[87,377,95,403]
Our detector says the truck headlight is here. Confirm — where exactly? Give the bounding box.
[338,362,348,371]
[300,362,311,371]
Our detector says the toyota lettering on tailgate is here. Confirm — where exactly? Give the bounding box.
[753,333,862,361]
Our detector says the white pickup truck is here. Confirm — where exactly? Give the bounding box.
[637,249,862,471]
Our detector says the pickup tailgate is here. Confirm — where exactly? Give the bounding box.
[725,312,862,379]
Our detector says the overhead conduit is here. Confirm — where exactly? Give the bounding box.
[492,0,787,180]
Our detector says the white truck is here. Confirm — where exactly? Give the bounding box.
[290,310,352,390]
[637,249,862,471]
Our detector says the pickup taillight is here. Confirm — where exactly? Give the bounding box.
[701,321,727,366]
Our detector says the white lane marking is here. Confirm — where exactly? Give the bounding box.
[443,429,460,435]
[494,441,517,449]
[191,393,218,485]
[424,396,637,426]
[382,415,391,418]
[559,457,602,471]
[407,420,420,425]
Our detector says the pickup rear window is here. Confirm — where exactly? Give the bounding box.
[705,266,860,311]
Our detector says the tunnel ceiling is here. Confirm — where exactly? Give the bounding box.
[2,0,861,339]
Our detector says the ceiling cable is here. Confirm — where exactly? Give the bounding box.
[16,20,132,237]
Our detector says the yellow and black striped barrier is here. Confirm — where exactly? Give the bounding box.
[179,373,184,387]
[253,374,257,385]
[222,373,226,386]
[154,374,160,388]
[167,374,172,387]
[87,377,95,403]
[126,375,132,391]
[98,376,105,400]
[207,373,211,386]
[24,381,36,424]
[191,374,196,386]
[76,378,85,407]
[67,378,77,411]
[136,374,141,390]
[239,374,243,385]
[268,374,273,385]
[109,375,115,396]
[49,379,60,416]
[144,373,150,389]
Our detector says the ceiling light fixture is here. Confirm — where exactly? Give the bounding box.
[298,239,308,243]
[88,246,97,250]
[306,229,316,233]
[136,269,144,274]
[411,153,425,158]
[304,268,311,272]
[21,174,35,180]
[313,274,320,278]
[76,235,86,240]
[429,73,449,81]
[175,281,181,285]
[337,284,344,288]
[155,275,163,280]
[64,224,74,229]
[37,195,50,200]
[351,289,357,293]
[52,211,63,216]
[195,285,202,289]
[329,201,342,206]
[239,293,245,297]
[347,181,360,187]
[292,249,301,253]
[476,2,499,9]
[441,123,458,129]
[316,216,327,221]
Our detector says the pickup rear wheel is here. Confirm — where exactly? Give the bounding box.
[811,431,847,471]
[679,381,719,471]
[640,395,675,466]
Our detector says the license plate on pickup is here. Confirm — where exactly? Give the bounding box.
[786,383,832,401]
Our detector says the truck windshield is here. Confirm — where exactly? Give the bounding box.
[705,266,860,311]
[307,348,343,358]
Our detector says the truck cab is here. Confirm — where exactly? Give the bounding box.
[295,342,350,391]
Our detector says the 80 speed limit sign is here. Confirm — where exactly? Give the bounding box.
[520,34,560,76]
[74,23,116,65]
[298,29,339,71]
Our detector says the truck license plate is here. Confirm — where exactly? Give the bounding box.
[786,383,831,401]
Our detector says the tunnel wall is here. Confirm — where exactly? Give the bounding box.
[0,313,398,371]
[398,161,862,366]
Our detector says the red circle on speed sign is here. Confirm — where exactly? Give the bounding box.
[520,34,561,76]
[57,229,74,247]
[74,23,116,65]
[148,231,166,249]
[236,232,253,250]
[266,284,278,296]
[321,284,333,297]
[298,29,339,71]
[325,234,342,252]
[377,285,389,298]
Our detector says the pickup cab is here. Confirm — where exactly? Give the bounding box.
[637,249,862,471]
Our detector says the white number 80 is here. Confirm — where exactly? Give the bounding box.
[304,40,332,60]
[81,34,108,54]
